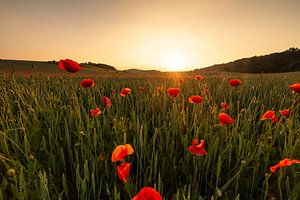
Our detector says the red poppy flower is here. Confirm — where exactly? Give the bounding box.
[81,79,95,88]
[179,79,185,84]
[188,95,203,104]
[132,187,162,200]
[221,102,229,110]
[90,107,101,117]
[58,59,82,73]
[191,139,198,145]
[101,96,111,108]
[111,144,134,162]
[167,88,180,97]
[139,86,145,92]
[270,158,300,173]
[120,88,131,96]
[117,162,131,183]
[229,79,241,87]
[279,109,290,117]
[289,83,300,93]
[271,116,279,123]
[194,75,203,80]
[112,89,116,95]
[260,110,275,120]
[219,113,234,125]
[260,110,278,122]
[188,139,207,156]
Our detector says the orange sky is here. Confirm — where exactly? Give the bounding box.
[1,0,300,71]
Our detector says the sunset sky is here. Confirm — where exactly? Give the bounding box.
[1,0,300,71]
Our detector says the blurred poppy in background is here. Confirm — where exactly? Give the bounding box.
[203,87,209,94]
[221,102,229,110]
[194,75,203,80]
[101,96,111,108]
[219,113,234,125]
[90,107,101,117]
[279,109,290,117]
[120,88,131,96]
[188,96,203,104]
[81,79,95,88]
[139,86,145,92]
[229,79,241,87]
[167,88,180,97]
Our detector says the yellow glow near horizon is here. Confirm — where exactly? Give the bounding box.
[163,54,186,71]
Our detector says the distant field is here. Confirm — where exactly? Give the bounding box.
[0,60,57,73]
[0,70,299,199]
[2,59,300,79]
[0,60,117,76]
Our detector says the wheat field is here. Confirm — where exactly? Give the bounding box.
[0,73,299,200]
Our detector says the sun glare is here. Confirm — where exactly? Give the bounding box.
[164,54,186,71]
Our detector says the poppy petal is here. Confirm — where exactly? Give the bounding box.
[289,83,300,93]
[279,109,290,117]
[194,75,203,80]
[90,108,101,117]
[120,88,131,96]
[111,144,134,162]
[101,96,112,108]
[81,79,95,88]
[188,139,207,156]
[221,102,229,110]
[117,162,131,183]
[132,187,162,200]
[167,88,180,97]
[219,113,234,125]
[229,79,241,87]
[270,158,300,173]
[188,96,203,104]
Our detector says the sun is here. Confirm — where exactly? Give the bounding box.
[164,54,186,71]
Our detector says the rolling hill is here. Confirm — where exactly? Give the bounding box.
[0,59,117,75]
[195,48,300,74]
[1,48,300,76]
